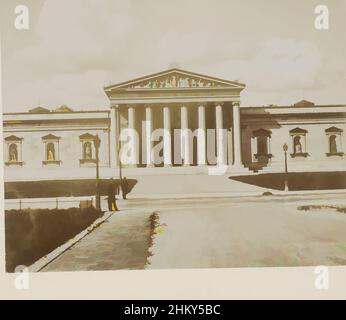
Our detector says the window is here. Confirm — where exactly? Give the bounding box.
[325,127,344,157]
[42,134,61,165]
[252,128,272,162]
[79,133,96,165]
[5,135,23,166]
[289,127,308,158]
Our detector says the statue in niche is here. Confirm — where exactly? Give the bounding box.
[329,135,338,153]
[9,144,18,162]
[198,79,204,87]
[293,136,302,153]
[47,142,56,161]
[84,141,92,159]
[191,79,197,87]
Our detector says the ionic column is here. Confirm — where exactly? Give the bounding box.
[215,103,226,165]
[181,105,190,166]
[128,106,137,166]
[233,102,242,166]
[163,106,172,166]
[197,104,206,165]
[109,107,118,168]
[145,106,153,167]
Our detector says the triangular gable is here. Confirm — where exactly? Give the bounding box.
[253,128,272,137]
[79,133,96,140]
[42,134,60,140]
[293,100,315,107]
[105,68,246,90]
[54,105,73,112]
[5,135,23,142]
[325,126,343,133]
[29,106,50,113]
[289,127,308,134]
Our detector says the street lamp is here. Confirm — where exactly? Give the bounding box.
[93,134,101,210]
[283,143,289,191]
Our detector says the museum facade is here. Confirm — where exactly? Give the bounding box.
[3,68,346,181]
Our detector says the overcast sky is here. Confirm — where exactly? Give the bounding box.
[1,0,345,112]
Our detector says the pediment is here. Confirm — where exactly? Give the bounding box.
[42,134,60,140]
[5,135,23,142]
[29,106,50,113]
[253,128,272,138]
[325,126,343,133]
[79,133,96,140]
[105,68,245,91]
[289,127,308,134]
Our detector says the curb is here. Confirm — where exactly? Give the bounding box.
[28,211,115,272]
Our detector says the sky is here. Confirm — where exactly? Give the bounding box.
[0,0,346,112]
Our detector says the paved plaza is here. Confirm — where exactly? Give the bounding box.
[41,193,346,271]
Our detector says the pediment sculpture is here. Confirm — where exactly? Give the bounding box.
[128,74,222,89]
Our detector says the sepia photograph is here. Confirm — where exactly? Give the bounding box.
[1,0,346,301]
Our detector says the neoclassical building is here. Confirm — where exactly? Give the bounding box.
[3,68,346,181]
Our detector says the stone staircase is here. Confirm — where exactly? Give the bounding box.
[127,173,269,198]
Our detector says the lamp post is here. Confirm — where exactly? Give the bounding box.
[283,143,289,191]
[93,134,101,210]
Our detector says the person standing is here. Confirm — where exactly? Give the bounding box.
[107,178,118,211]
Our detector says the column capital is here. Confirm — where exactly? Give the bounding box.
[232,101,240,107]
[214,102,224,107]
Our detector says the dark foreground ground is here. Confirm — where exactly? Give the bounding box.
[5,207,101,272]
[231,171,346,191]
[5,178,137,199]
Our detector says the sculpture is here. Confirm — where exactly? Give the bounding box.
[47,143,55,161]
[9,144,18,162]
[127,75,220,89]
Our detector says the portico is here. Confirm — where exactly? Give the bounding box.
[104,68,246,172]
